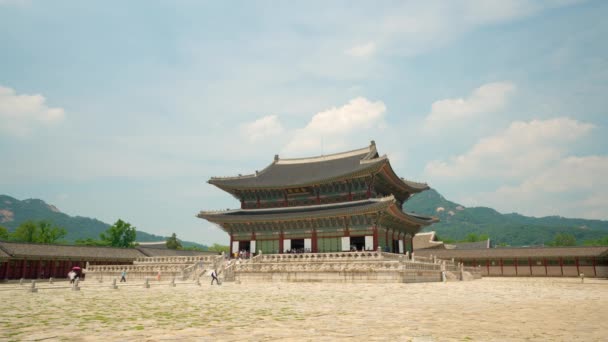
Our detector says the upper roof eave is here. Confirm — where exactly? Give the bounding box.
[208,143,386,190]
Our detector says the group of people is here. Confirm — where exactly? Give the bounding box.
[233,250,253,259]
[67,268,221,285]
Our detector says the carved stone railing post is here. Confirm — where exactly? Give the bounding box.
[29,280,38,293]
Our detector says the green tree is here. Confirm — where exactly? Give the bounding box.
[166,233,182,250]
[100,219,137,248]
[549,233,577,246]
[37,221,67,243]
[463,233,490,243]
[75,238,109,246]
[0,225,9,240]
[583,236,608,246]
[12,220,38,242]
[207,243,229,253]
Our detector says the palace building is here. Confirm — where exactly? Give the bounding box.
[198,141,438,256]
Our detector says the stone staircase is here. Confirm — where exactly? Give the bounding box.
[84,255,225,282]
[226,251,482,283]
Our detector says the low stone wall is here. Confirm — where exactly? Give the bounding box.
[235,269,442,283]
[230,252,479,284]
[85,255,223,282]
[481,265,608,278]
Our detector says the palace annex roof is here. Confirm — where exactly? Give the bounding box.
[198,195,437,228]
[414,246,608,259]
[208,141,429,193]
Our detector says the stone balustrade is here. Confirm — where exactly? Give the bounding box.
[86,264,190,273]
[258,251,384,263]
[133,255,216,264]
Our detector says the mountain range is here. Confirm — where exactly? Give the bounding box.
[1,191,607,247]
[404,189,608,246]
[0,195,207,249]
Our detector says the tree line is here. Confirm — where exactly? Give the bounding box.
[0,219,229,251]
[435,232,608,247]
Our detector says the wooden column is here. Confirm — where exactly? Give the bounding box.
[347,181,352,201]
[391,230,396,253]
[543,258,548,276]
[528,257,533,275]
[575,257,580,275]
[312,229,318,253]
[372,225,378,251]
[385,229,389,252]
[48,260,54,278]
[21,259,27,279]
[500,258,504,276]
[343,218,350,237]
[37,259,43,278]
[593,257,597,277]
[410,235,414,253]
[559,257,564,276]
[4,261,10,279]
[486,259,490,275]
[514,258,518,276]
[229,233,234,258]
[279,229,284,254]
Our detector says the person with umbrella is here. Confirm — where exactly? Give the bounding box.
[68,270,76,284]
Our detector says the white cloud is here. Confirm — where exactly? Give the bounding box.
[477,155,608,219]
[424,82,515,129]
[425,117,594,180]
[345,42,376,58]
[0,85,66,136]
[240,115,284,142]
[282,97,386,156]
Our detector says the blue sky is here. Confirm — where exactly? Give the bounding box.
[1,0,607,245]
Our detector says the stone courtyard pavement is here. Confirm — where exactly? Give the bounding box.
[0,277,606,341]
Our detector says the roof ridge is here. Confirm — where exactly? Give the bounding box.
[275,142,375,165]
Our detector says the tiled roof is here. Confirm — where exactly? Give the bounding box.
[413,232,445,250]
[0,243,10,260]
[414,246,608,259]
[136,247,217,257]
[208,141,430,194]
[198,196,437,226]
[445,240,491,250]
[0,241,145,260]
[137,241,167,249]
[209,143,383,189]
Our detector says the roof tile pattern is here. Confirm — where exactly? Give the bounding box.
[414,246,608,258]
[0,241,144,260]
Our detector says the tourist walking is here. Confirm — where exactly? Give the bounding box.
[210,269,219,285]
[120,270,127,282]
[68,270,76,284]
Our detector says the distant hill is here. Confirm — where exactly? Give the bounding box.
[0,195,207,249]
[404,189,608,246]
